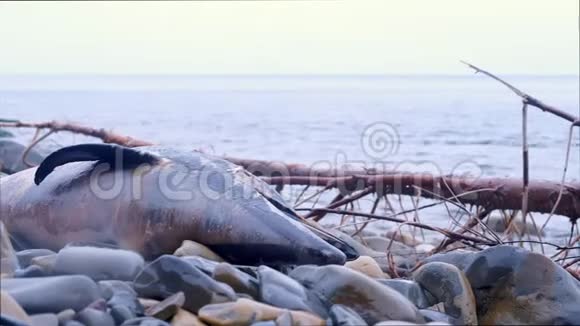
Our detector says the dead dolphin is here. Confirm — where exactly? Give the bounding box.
[0,143,356,265]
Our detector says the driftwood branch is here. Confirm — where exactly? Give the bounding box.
[0,120,153,147]
[461,61,579,123]
[264,175,580,222]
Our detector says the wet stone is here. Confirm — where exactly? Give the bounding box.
[171,308,207,326]
[99,280,143,316]
[212,262,259,298]
[144,291,185,321]
[133,255,236,313]
[377,279,432,309]
[13,265,47,278]
[289,265,423,325]
[86,298,108,311]
[75,308,115,326]
[327,304,367,326]
[0,139,44,174]
[29,313,59,326]
[181,256,220,276]
[250,321,276,326]
[53,246,145,281]
[1,275,102,314]
[16,249,56,269]
[0,315,29,326]
[56,309,76,325]
[464,245,580,325]
[198,298,325,326]
[1,290,31,324]
[121,317,171,326]
[419,309,454,324]
[257,265,326,317]
[274,310,293,326]
[111,305,137,325]
[1,221,19,278]
[344,255,385,279]
[64,321,85,326]
[173,240,225,262]
[0,128,13,138]
[30,254,57,273]
[413,262,477,325]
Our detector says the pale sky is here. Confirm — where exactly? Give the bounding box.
[0,0,578,75]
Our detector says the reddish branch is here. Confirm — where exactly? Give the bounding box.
[0,121,153,147]
[263,175,580,222]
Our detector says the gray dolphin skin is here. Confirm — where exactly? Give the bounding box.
[0,144,356,265]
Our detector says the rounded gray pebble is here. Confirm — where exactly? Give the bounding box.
[120,317,170,326]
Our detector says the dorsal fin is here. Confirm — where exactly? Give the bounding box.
[34,143,160,185]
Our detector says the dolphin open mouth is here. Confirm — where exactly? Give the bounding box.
[208,243,346,266]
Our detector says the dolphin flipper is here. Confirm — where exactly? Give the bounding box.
[34,143,160,185]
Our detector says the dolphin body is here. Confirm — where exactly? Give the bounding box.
[0,144,356,265]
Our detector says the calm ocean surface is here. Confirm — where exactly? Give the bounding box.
[1,75,578,241]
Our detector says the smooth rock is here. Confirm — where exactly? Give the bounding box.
[419,309,454,324]
[273,311,293,326]
[1,275,101,313]
[0,290,31,324]
[344,256,385,278]
[121,317,171,326]
[427,245,580,325]
[212,263,259,298]
[99,280,144,317]
[145,292,185,321]
[1,221,18,278]
[422,250,475,271]
[29,313,59,326]
[133,255,236,313]
[86,298,108,311]
[377,279,432,309]
[257,265,325,317]
[16,249,56,268]
[13,265,47,278]
[64,322,84,326]
[30,254,57,273]
[0,139,44,174]
[173,240,224,262]
[53,246,145,281]
[0,314,30,326]
[0,128,13,138]
[466,246,580,325]
[289,265,423,325]
[181,256,220,276]
[250,322,276,326]
[171,309,207,326]
[327,304,367,326]
[112,305,137,325]
[198,298,325,326]
[56,309,76,325]
[75,308,115,326]
[413,262,477,325]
